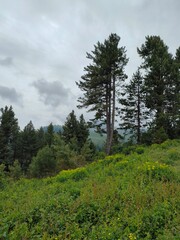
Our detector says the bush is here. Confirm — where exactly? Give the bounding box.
[167,148,180,161]
[122,146,136,155]
[121,145,145,155]
[9,160,22,180]
[75,203,99,227]
[160,139,180,149]
[153,127,168,144]
[56,167,88,182]
[29,146,57,178]
[0,164,7,189]
[0,139,179,239]
[138,203,174,239]
[138,161,177,182]
[135,146,145,154]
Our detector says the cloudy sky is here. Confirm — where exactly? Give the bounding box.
[0,0,179,129]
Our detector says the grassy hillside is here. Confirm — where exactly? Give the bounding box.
[0,140,180,239]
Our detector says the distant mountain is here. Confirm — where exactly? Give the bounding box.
[42,125,63,133]
[42,125,129,149]
[42,125,105,149]
[89,129,106,149]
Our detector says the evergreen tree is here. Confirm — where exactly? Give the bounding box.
[51,134,81,170]
[80,140,95,162]
[110,129,123,154]
[62,111,90,153]
[166,47,180,138]
[76,33,128,154]
[36,127,46,150]
[62,110,79,144]
[45,123,54,147]
[20,121,37,172]
[30,146,57,178]
[120,69,148,143]
[77,114,89,150]
[137,36,175,142]
[0,106,19,170]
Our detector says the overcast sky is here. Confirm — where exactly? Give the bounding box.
[0,0,179,129]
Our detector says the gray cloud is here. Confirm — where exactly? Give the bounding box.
[0,85,23,106]
[32,79,73,107]
[0,57,13,66]
[0,0,179,128]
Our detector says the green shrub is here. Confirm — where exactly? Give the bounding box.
[160,148,180,166]
[160,139,180,149]
[75,203,99,227]
[71,167,88,181]
[0,164,8,189]
[138,203,174,239]
[56,167,88,182]
[115,160,128,171]
[138,161,177,182]
[95,151,106,160]
[25,207,42,230]
[0,139,179,239]
[167,148,180,161]
[135,146,145,154]
[105,153,124,162]
[153,127,168,144]
[9,160,23,180]
[29,146,57,178]
[122,146,136,155]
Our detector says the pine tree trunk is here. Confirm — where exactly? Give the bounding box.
[109,75,116,153]
[137,80,141,144]
[106,78,112,155]
[106,75,115,155]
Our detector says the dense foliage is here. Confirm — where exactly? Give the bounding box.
[62,111,91,153]
[120,69,147,143]
[77,34,179,148]
[137,36,180,143]
[0,139,179,239]
[0,106,19,170]
[0,108,95,177]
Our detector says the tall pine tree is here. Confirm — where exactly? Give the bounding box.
[62,111,90,153]
[36,127,46,150]
[0,106,19,169]
[76,33,128,154]
[77,114,89,150]
[45,123,54,147]
[120,69,148,143]
[137,36,174,142]
[167,47,180,138]
[62,110,79,145]
[19,121,38,172]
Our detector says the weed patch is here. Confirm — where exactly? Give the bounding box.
[0,140,180,239]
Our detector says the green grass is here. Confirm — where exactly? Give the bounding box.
[0,139,180,239]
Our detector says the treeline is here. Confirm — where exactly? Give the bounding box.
[76,34,180,154]
[0,107,96,178]
[0,34,179,177]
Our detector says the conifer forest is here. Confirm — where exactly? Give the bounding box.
[0,33,180,239]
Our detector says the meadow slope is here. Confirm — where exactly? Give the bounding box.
[0,140,180,239]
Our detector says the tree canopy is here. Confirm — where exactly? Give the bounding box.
[76,33,128,154]
[138,35,180,142]
[0,106,19,170]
